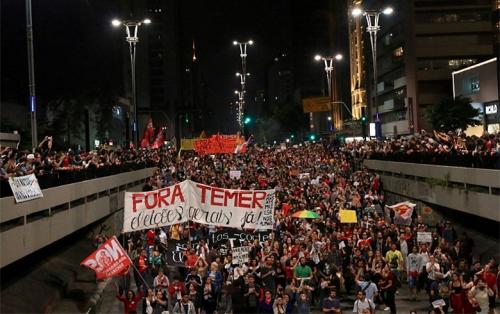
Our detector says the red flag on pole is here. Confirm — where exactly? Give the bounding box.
[140,117,155,148]
[80,236,131,279]
[152,127,165,149]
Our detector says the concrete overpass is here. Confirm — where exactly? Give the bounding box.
[0,167,156,268]
[364,159,500,223]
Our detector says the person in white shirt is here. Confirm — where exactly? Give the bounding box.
[153,269,170,293]
[406,246,420,300]
[426,255,441,281]
[353,290,375,314]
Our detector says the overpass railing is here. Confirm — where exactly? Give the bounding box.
[364,159,500,223]
[0,167,156,268]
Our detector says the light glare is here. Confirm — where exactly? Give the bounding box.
[314,55,322,61]
[111,19,121,27]
[383,7,394,15]
[143,18,151,24]
[352,7,362,17]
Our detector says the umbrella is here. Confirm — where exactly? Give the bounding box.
[292,210,320,219]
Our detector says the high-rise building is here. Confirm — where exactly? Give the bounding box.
[351,0,495,137]
[348,0,368,120]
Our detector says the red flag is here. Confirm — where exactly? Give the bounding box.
[282,203,292,216]
[140,117,155,148]
[152,127,165,149]
[80,236,131,279]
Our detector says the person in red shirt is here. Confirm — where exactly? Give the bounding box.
[184,248,199,269]
[168,277,186,306]
[115,283,143,314]
[146,229,155,247]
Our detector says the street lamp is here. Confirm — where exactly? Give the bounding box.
[236,72,251,87]
[314,54,343,132]
[112,18,151,147]
[233,40,253,132]
[352,6,394,138]
[25,0,37,149]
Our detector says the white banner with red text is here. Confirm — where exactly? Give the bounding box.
[123,180,275,232]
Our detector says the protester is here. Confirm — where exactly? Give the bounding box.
[36,130,496,314]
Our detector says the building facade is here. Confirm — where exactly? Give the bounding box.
[453,58,499,134]
[351,0,496,137]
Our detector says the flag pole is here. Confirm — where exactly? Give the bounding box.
[129,260,151,290]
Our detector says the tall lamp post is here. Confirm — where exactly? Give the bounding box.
[314,53,343,133]
[233,40,253,132]
[25,0,37,149]
[112,18,151,147]
[234,90,245,128]
[352,6,393,138]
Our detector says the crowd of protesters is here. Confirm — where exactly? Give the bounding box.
[0,136,158,197]
[104,140,499,314]
[1,130,498,197]
[357,130,500,169]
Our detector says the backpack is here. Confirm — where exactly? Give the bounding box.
[356,280,372,293]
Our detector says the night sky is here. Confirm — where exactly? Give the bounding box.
[1,0,347,134]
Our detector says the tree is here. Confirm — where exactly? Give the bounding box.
[426,96,480,132]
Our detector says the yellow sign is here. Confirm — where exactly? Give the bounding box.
[339,209,357,223]
[180,138,195,150]
[302,97,331,113]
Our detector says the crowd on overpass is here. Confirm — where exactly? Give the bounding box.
[101,141,498,314]
[348,130,500,169]
[1,130,498,197]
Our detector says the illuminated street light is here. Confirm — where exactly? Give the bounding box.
[233,40,253,132]
[352,6,395,138]
[314,53,343,132]
[111,18,151,146]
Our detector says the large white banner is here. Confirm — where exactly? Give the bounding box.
[8,174,44,203]
[123,180,275,232]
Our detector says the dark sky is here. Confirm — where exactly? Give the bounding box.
[1,0,347,132]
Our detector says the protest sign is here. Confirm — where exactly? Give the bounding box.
[193,134,247,155]
[298,173,310,180]
[232,246,250,265]
[387,201,416,226]
[339,209,357,223]
[229,170,242,180]
[189,182,275,230]
[417,232,432,243]
[208,229,271,248]
[8,174,43,203]
[123,180,275,232]
[80,236,131,279]
[165,239,188,266]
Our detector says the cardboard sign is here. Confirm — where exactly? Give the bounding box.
[229,170,242,180]
[417,232,432,243]
[8,174,43,203]
[339,209,357,223]
[80,236,131,279]
[232,246,250,265]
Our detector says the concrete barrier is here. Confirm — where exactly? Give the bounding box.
[364,159,500,222]
[0,167,156,268]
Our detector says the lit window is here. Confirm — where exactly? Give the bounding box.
[393,46,404,57]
